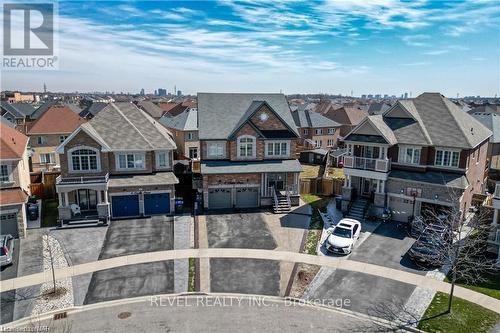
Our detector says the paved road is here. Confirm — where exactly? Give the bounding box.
[84,216,175,304]
[12,296,377,333]
[206,213,280,296]
[0,239,19,324]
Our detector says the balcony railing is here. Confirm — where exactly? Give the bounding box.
[494,183,500,199]
[343,156,390,172]
[56,173,109,185]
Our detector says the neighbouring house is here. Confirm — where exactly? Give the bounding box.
[27,106,87,172]
[0,122,30,238]
[0,101,36,132]
[160,108,199,159]
[467,104,500,115]
[341,93,491,224]
[470,111,500,186]
[29,100,58,120]
[197,93,302,212]
[158,102,189,117]
[55,102,178,221]
[367,102,391,115]
[291,105,341,151]
[135,100,165,120]
[79,102,109,119]
[324,104,368,137]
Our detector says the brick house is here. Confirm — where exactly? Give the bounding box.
[0,122,30,238]
[27,105,87,172]
[341,93,491,222]
[324,104,368,137]
[160,108,199,159]
[55,102,178,221]
[197,93,302,211]
[291,106,341,151]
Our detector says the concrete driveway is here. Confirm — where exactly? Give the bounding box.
[84,216,175,304]
[204,208,310,296]
[0,238,19,324]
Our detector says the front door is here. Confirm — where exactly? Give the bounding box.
[268,173,286,191]
[78,189,97,211]
[362,178,371,196]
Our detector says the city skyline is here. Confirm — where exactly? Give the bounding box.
[2,0,499,96]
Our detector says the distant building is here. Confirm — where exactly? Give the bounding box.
[140,88,145,96]
[361,95,367,99]
[158,88,167,96]
[404,92,408,99]
[2,92,35,103]
[177,90,182,96]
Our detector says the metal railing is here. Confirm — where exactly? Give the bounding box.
[494,183,500,199]
[271,186,279,210]
[57,173,109,185]
[343,156,390,172]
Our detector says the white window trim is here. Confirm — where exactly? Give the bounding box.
[237,135,256,159]
[37,136,47,145]
[327,128,335,135]
[315,129,323,135]
[327,139,335,147]
[0,164,13,183]
[265,140,290,158]
[398,145,422,165]
[115,152,147,171]
[68,146,101,173]
[40,153,55,164]
[434,148,460,168]
[303,129,309,135]
[155,151,170,169]
[207,141,226,158]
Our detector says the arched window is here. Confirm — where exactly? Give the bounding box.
[237,135,256,158]
[69,147,100,172]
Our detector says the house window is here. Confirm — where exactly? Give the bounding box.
[266,141,289,157]
[40,153,55,164]
[303,129,309,135]
[70,148,99,171]
[328,128,335,135]
[117,153,145,170]
[187,132,193,140]
[327,139,335,147]
[156,151,169,169]
[315,129,323,135]
[59,135,68,143]
[37,136,47,145]
[435,149,460,167]
[0,165,10,182]
[237,136,255,158]
[314,140,322,148]
[399,146,421,165]
[189,147,198,159]
[207,142,225,158]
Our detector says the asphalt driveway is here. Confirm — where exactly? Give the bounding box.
[206,213,280,296]
[84,216,175,304]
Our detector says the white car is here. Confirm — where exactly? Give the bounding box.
[324,219,361,254]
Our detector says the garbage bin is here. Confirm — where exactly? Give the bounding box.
[335,196,342,210]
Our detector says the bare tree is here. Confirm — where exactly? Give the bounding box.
[42,230,58,294]
[409,193,498,314]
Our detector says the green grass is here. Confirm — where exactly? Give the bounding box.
[418,292,500,333]
[42,199,59,227]
[188,257,196,292]
[445,272,500,300]
[301,194,330,255]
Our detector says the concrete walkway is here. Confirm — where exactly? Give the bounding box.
[1,248,498,314]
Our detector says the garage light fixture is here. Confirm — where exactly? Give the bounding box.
[434,194,439,200]
[400,189,404,194]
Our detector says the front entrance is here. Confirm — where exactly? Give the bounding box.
[360,178,377,198]
[77,189,97,211]
[268,173,286,191]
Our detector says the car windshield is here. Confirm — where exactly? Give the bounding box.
[333,227,351,238]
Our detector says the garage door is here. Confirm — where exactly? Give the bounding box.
[235,188,259,208]
[144,193,170,215]
[111,195,140,218]
[208,188,232,209]
[0,213,18,238]
[389,196,413,222]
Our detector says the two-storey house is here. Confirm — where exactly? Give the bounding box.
[197,93,302,211]
[160,108,199,159]
[0,122,30,238]
[341,93,491,223]
[291,106,341,151]
[27,105,87,172]
[324,104,368,137]
[55,102,178,221]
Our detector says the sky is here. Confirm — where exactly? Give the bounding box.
[1,0,500,97]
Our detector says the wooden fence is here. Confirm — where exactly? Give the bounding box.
[299,177,343,196]
[29,171,59,199]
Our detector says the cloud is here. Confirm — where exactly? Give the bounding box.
[401,61,431,66]
[422,49,449,56]
[401,34,430,47]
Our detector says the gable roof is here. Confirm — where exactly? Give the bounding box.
[27,106,87,135]
[198,93,299,140]
[160,108,198,131]
[79,102,108,118]
[368,102,391,115]
[59,102,176,152]
[136,101,165,119]
[292,108,340,128]
[324,105,368,126]
[0,102,35,119]
[30,100,58,119]
[0,122,28,159]
[471,112,500,143]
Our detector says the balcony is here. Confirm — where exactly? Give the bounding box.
[56,173,109,185]
[343,156,390,172]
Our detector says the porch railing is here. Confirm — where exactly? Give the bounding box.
[343,156,390,172]
[56,173,109,185]
[271,186,279,210]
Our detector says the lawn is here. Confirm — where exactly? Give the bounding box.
[446,271,500,300]
[42,199,59,227]
[300,165,321,179]
[418,292,500,333]
[188,257,196,292]
[327,167,344,179]
[301,194,330,255]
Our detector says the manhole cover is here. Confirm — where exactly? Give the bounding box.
[118,312,131,319]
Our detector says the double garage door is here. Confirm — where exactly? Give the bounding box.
[389,196,413,222]
[111,193,170,218]
[208,187,259,209]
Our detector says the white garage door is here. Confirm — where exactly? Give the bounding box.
[389,196,413,222]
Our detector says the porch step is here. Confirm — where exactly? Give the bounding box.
[57,219,106,229]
